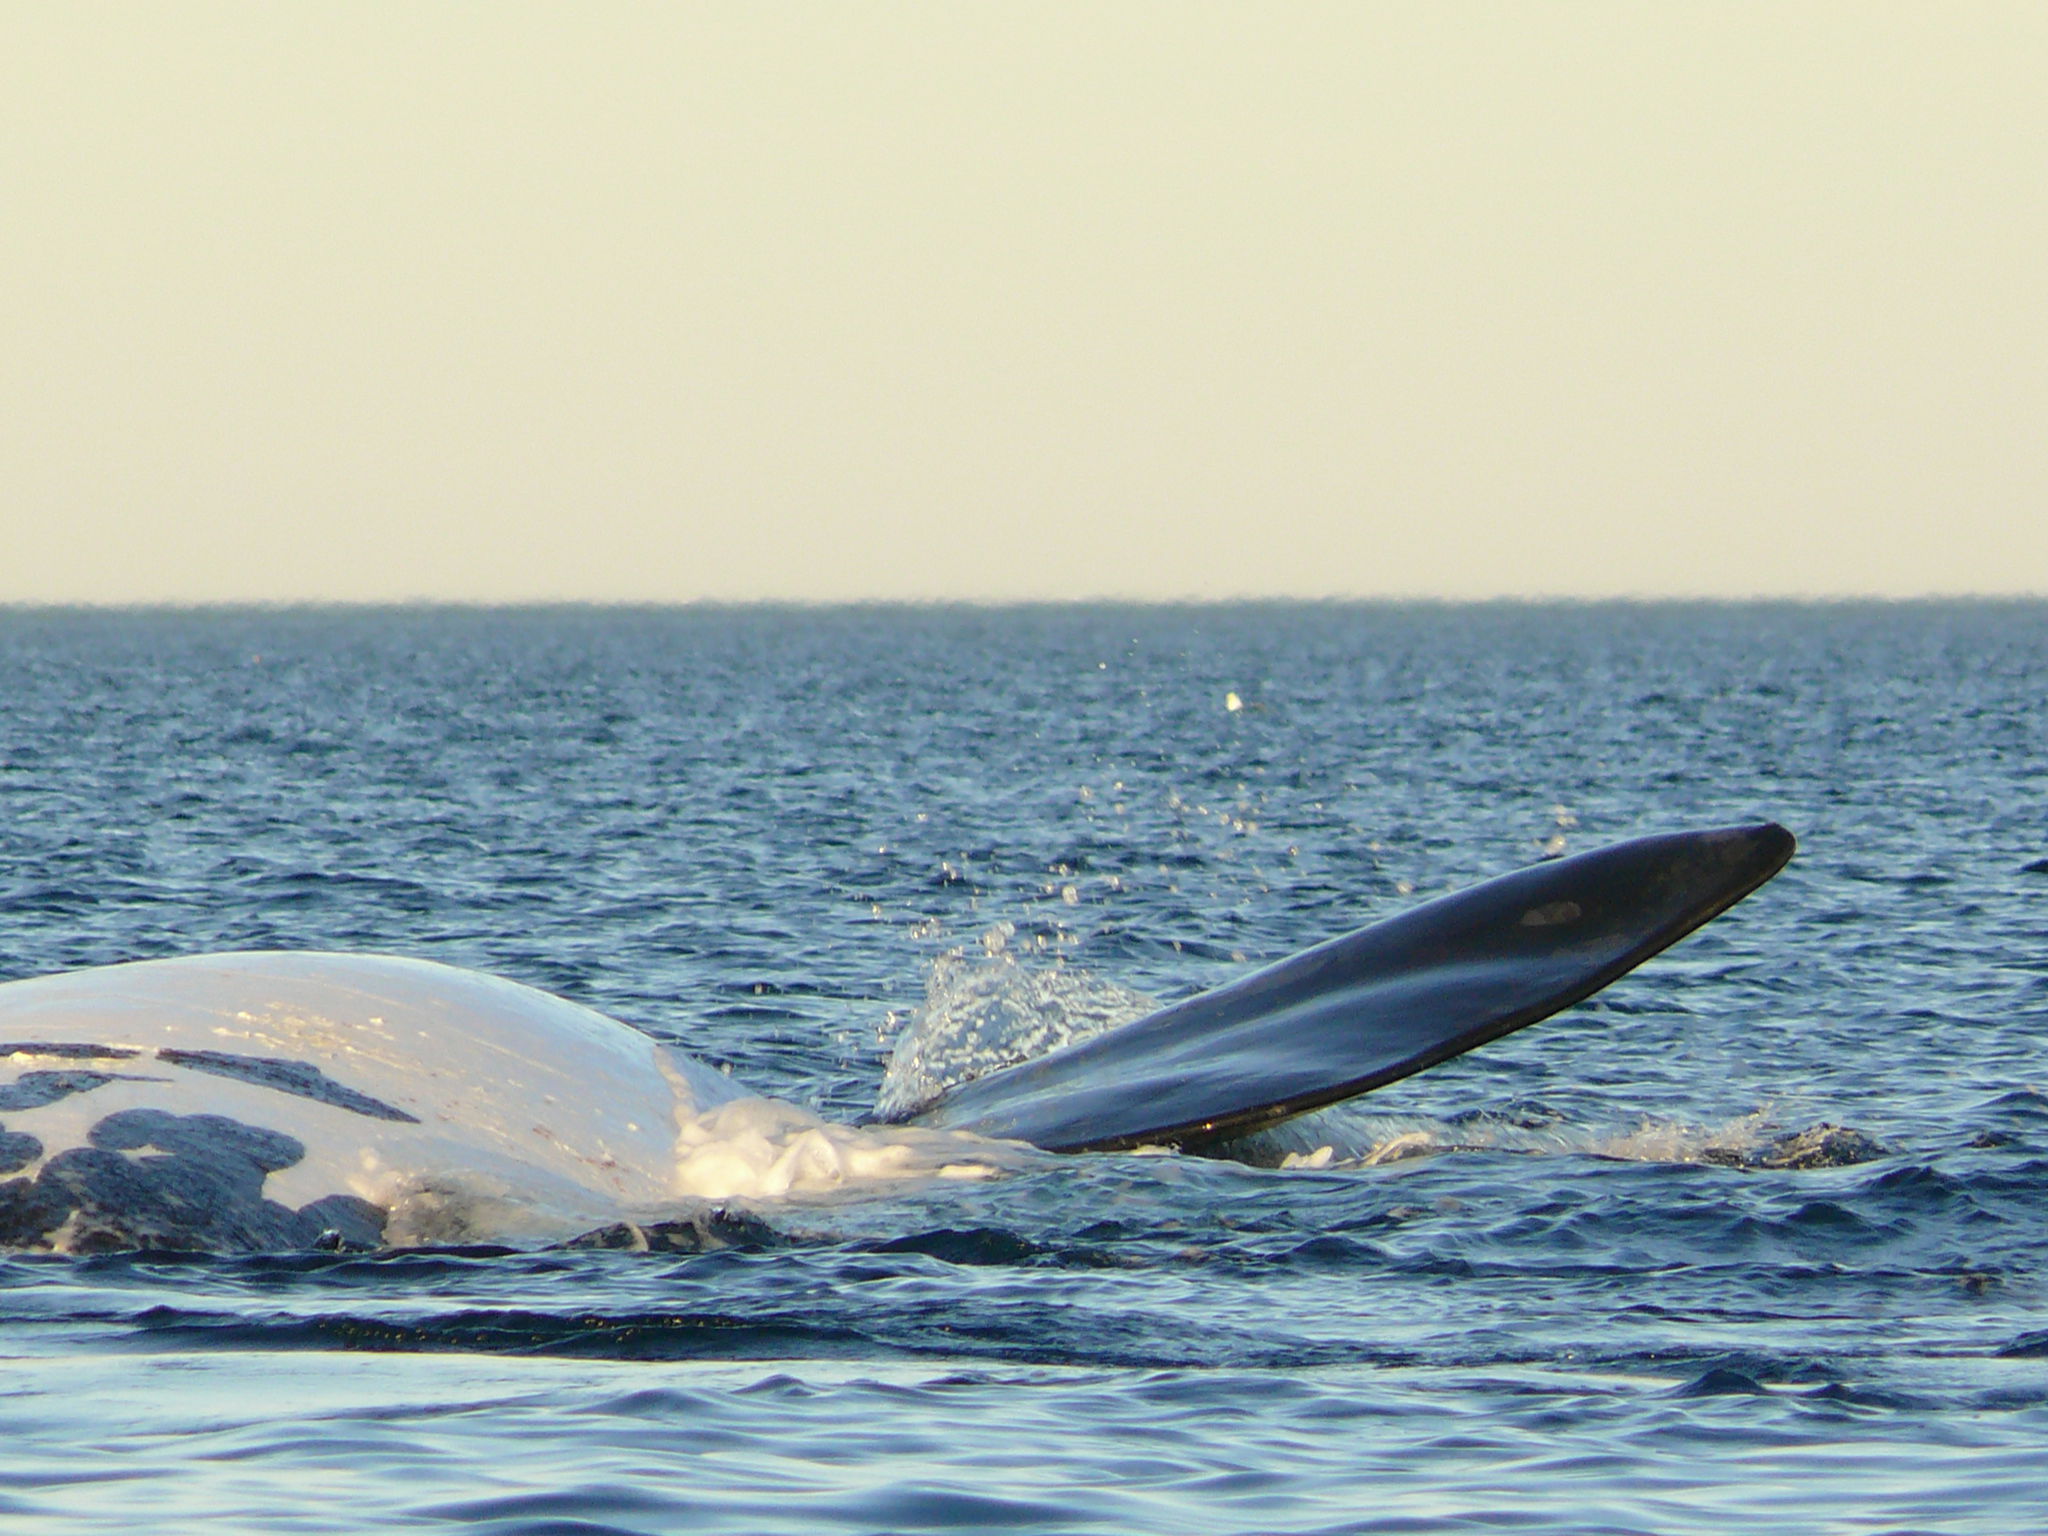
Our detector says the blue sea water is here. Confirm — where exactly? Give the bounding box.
[2,601,2045,1533]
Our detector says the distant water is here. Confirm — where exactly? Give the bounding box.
[3,601,2046,1534]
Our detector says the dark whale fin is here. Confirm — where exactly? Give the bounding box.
[892,823,1795,1153]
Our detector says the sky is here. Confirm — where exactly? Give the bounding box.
[2,4,2044,603]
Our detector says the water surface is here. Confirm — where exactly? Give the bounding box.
[3,602,2044,1532]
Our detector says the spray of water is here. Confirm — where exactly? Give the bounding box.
[876,923,1158,1121]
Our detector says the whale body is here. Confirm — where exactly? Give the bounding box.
[0,953,1030,1252]
[0,823,1794,1253]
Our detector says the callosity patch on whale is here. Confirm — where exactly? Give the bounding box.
[0,1105,388,1253]
[0,1069,154,1112]
[892,823,1796,1152]
[151,1048,420,1122]
[0,952,1032,1253]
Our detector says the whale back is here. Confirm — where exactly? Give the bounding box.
[0,952,742,1250]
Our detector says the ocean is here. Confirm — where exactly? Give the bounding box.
[2,601,2044,1533]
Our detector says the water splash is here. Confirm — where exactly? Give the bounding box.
[875,924,1157,1121]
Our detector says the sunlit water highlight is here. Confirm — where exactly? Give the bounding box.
[2,602,2045,1533]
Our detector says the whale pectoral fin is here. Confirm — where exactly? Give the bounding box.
[893,823,1795,1153]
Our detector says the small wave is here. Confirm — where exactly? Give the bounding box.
[1230,1108,1893,1172]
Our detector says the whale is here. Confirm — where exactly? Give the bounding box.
[0,823,1794,1253]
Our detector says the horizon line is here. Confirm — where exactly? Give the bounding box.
[5,592,2046,613]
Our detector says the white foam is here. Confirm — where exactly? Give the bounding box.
[669,1095,1033,1201]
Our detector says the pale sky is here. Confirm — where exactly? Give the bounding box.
[3,4,2043,602]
